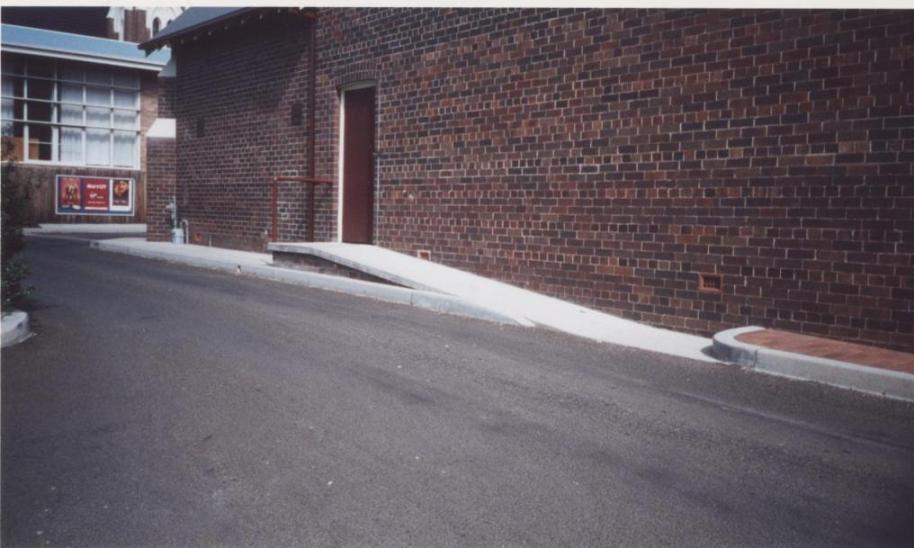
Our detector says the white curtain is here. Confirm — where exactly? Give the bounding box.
[1,79,12,136]
[86,129,109,165]
[112,131,135,167]
[86,86,109,107]
[59,128,82,163]
[60,83,83,108]
[112,89,137,166]
[113,90,136,130]
[58,82,83,163]
[86,107,109,129]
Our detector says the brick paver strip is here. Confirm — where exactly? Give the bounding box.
[736,330,914,376]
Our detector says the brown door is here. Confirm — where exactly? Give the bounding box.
[341,87,375,243]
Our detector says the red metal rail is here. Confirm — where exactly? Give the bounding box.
[271,176,335,242]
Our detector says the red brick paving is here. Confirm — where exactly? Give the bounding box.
[736,330,914,376]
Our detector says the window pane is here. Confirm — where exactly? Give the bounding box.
[86,129,109,165]
[1,118,12,138]
[113,89,136,109]
[59,104,83,125]
[59,128,83,163]
[86,86,110,106]
[113,110,136,130]
[27,61,54,78]
[26,124,54,161]
[60,66,84,82]
[60,83,83,104]
[3,58,25,75]
[113,131,135,167]
[4,122,25,160]
[86,68,110,85]
[26,101,53,122]
[1,98,12,127]
[27,78,54,100]
[86,107,110,129]
[1,79,12,98]
[113,72,138,89]
[11,78,25,99]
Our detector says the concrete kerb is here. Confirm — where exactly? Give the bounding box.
[1,310,32,348]
[713,326,914,402]
[25,223,146,235]
[91,239,522,326]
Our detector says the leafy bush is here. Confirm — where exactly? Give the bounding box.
[2,140,33,311]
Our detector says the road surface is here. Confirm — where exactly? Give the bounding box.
[3,237,913,546]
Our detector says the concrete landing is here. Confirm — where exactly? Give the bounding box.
[268,242,715,362]
[714,326,914,402]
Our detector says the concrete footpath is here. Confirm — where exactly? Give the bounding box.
[69,236,913,402]
[714,326,914,402]
[91,238,717,363]
[90,238,520,327]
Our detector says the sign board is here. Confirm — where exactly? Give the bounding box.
[55,175,135,216]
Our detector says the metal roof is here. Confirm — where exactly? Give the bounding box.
[139,7,252,51]
[1,23,170,71]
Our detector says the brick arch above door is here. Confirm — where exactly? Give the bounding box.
[333,63,378,91]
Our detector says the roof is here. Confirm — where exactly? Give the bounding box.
[139,7,252,51]
[1,23,170,71]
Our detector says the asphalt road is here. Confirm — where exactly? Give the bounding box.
[3,237,914,547]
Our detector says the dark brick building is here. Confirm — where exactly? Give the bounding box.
[142,8,914,352]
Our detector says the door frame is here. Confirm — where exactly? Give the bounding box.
[337,81,376,243]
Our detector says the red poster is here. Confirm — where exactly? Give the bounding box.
[83,178,110,211]
[58,177,82,211]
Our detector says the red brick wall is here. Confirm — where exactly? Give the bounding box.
[8,164,145,225]
[169,9,914,351]
[171,13,315,250]
[146,137,176,241]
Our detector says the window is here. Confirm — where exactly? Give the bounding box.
[1,57,140,168]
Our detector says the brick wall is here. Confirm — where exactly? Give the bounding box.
[158,76,176,119]
[169,8,914,351]
[8,164,145,225]
[146,137,176,241]
[171,12,316,250]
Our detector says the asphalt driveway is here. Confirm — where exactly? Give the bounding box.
[3,237,913,546]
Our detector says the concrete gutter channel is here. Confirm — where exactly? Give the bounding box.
[17,234,912,404]
[713,326,914,403]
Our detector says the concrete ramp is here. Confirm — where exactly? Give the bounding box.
[268,242,715,363]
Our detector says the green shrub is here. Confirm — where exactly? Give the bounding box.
[2,140,33,311]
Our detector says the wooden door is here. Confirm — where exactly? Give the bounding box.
[341,87,375,243]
